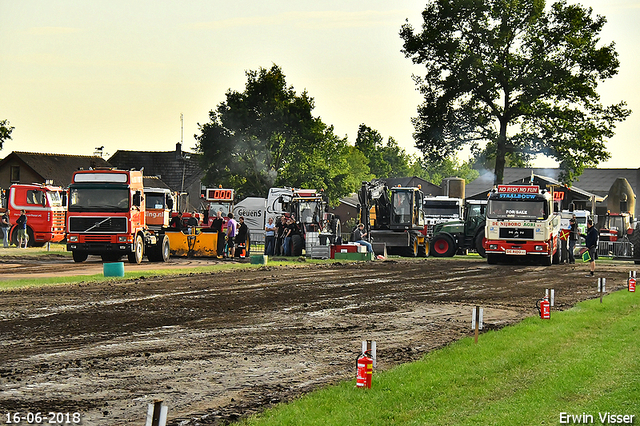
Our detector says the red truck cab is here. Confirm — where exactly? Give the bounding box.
[7,183,66,247]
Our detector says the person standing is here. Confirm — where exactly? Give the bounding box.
[16,210,28,248]
[264,217,276,256]
[275,215,286,256]
[352,223,373,253]
[283,217,296,256]
[583,219,598,277]
[226,212,237,258]
[1,210,10,248]
[568,216,578,264]
[235,216,249,257]
[211,211,225,258]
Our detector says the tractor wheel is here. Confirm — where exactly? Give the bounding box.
[72,251,88,263]
[330,219,342,244]
[128,234,144,264]
[629,227,640,261]
[291,234,304,256]
[430,234,456,257]
[475,230,486,258]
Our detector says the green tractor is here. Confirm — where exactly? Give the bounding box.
[430,200,487,257]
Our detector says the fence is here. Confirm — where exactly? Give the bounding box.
[597,240,634,258]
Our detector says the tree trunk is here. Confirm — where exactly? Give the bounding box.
[493,119,508,185]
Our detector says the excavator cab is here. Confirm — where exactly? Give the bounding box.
[389,187,425,230]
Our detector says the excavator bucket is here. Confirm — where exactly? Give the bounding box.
[165,228,219,257]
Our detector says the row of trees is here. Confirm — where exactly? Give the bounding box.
[196,1,629,203]
[195,65,476,203]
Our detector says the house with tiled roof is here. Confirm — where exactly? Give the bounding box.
[0,151,112,189]
[108,143,204,211]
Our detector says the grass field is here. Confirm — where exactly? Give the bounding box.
[242,289,640,426]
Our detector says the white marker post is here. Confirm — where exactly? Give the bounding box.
[362,340,377,368]
[545,289,555,307]
[598,277,606,303]
[145,400,168,426]
[472,306,483,344]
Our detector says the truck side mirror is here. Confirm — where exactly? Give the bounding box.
[133,191,142,207]
[41,192,47,207]
[166,195,174,210]
[61,193,67,207]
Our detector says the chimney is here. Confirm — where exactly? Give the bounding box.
[175,142,182,159]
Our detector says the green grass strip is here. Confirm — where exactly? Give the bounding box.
[244,290,640,426]
[0,258,340,290]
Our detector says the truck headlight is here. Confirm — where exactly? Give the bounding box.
[489,244,497,250]
[535,245,544,251]
[68,235,78,242]
[118,236,130,243]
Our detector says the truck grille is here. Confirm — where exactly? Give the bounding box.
[499,228,534,239]
[69,217,127,233]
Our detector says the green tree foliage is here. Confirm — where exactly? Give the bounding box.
[195,65,368,203]
[0,119,14,150]
[355,124,413,178]
[400,0,631,184]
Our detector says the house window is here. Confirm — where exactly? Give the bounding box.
[10,166,20,182]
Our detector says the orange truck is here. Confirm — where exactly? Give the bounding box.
[66,169,170,263]
[6,183,66,247]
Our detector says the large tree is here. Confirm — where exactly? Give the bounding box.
[0,119,14,150]
[400,0,631,184]
[195,65,367,203]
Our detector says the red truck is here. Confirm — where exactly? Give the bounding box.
[6,183,66,247]
[66,169,170,263]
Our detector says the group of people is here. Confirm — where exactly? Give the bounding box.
[1,209,28,248]
[264,214,301,256]
[564,215,599,277]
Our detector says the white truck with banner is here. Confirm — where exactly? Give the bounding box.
[484,184,561,265]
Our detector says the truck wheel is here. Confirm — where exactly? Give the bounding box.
[72,251,88,263]
[148,235,170,262]
[418,239,428,257]
[487,254,499,265]
[431,234,456,257]
[629,228,640,260]
[552,241,560,264]
[128,234,144,264]
[291,234,304,256]
[475,231,486,258]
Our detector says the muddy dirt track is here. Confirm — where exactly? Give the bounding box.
[0,254,634,425]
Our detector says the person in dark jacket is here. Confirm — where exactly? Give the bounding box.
[568,216,578,264]
[16,210,28,248]
[235,216,249,257]
[582,219,599,276]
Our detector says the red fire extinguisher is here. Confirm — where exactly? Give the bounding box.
[356,351,373,389]
[536,296,550,319]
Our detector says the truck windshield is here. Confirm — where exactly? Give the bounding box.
[487,200,546,220]
[208,202,232,217]
[297,201,318,224]
[69,187,130,212]
[423,202,460,217]
[48,191,63,207]
[145,193,165,210]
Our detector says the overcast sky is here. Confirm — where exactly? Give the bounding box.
[2,0,639,169]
